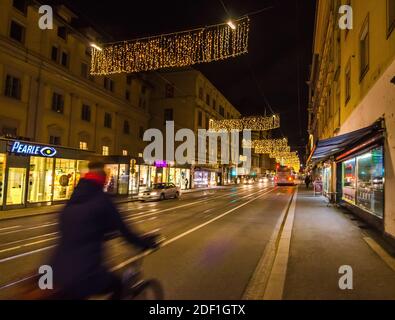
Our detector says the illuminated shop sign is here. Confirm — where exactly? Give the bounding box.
[11,141,57,158]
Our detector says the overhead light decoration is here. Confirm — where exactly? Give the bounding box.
[90,43,103,52]
[255,146,290,154]
[90,17,250,75]
[209,115,280,132]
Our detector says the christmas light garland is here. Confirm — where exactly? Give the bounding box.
[91,17,250,75]
[210,115,280,132]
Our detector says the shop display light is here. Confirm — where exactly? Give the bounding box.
[90,17,250,75]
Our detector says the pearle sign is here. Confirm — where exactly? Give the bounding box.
[11,141,57,158]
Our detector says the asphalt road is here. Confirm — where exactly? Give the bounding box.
[0,183,296,299]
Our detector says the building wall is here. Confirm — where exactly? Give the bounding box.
[0,0,150,158]
[309,0,395,238]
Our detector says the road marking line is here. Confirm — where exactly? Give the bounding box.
[0,225,21,231]
[263,188,298,300]
[0,232,58,248]
[0,245,55,264]
[242,192,294,300]
[0,223,57,236]
[363,237,395,272]
[111,187,277,271]
[0,237,59,254]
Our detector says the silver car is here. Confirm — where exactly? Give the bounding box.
[138,183,181,201]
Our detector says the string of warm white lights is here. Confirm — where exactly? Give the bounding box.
[90,17,250,75]
[209,115,280,132]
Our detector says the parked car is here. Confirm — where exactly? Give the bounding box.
[138,183,181,201]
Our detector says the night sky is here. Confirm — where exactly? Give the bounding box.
[55,0,316,158]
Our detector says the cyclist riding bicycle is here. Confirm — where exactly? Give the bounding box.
[44,161,158,300]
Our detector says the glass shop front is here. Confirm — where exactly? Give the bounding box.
[340,146,384,219]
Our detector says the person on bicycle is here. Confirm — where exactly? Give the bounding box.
[47,161,158,300]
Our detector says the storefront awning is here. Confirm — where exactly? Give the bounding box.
[309,121,384,164]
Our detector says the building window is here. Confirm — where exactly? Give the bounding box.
[227,112,230,119]
[122,150,128,156]
[206,94,210,105]
[205,116,209,130]
[4,74,21,100]
[49,136,61,145]
[12,0,27,14]
[2,126,17,137]
[104,77,114,92]
[213,99,216,110]
[79,141,88,150]
[198,111,203,127]
[165,84,174,98]
[164,108,173,123]
[126,75,132,85]
[141,85,147,94]
[9,20,25,43]
[102,146,109,156]
[388,0,395,35]
[360,16,369,80]
[81,63,88,78]
[345,59,351,104]
[219,106,225,117]
[52,93,64,113]
[57,26,67,40]
[104,113,112,128]
[81,104,91,122]
[125,90,130,101]
[139,126,144,140]
[123,120,130,134]
[51,46,59,62]
[61,51,69,68]
[198,87,203,99]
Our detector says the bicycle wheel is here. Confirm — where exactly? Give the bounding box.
[132,279,164,300]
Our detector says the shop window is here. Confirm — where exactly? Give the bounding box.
[4,74,21,100]
[6,167,26,205]
[118,164,129,195]
[52,93,64,113]
[104,164,118,194]
[0,154,6,204]
[342,158,356,204]
[9,20,25,43]
[102,145,109,156]
[13,0,27,14]
[28,157,54,203]
[49,135,61,145]
[53,159,76,201]
[104,113,112,129]
[79,141,88,150]
[356,147,384,218]
[81,104,91,122]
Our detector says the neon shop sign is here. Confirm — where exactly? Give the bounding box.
[11,141,57,157]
